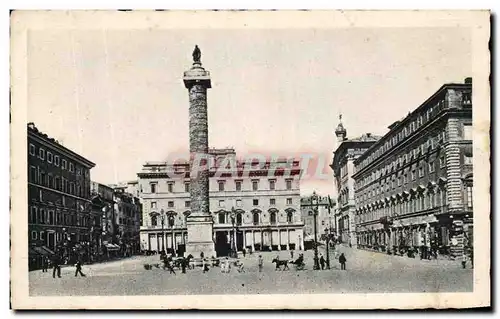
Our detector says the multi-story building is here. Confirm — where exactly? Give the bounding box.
[111,184,142,255]
[352,78,473,258]
[90,181,119,259]
[300,194,335,246]
[137,148,304,257]
[28,122,95,269]
[330,116,381,247]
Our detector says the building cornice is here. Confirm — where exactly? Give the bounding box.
[28,128,95,169]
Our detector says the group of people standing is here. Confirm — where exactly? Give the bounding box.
[42,254,86,278]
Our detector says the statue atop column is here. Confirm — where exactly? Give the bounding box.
[192,45,201,63]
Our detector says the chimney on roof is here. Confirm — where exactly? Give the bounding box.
[366,133,372,137]
[464,77,472,84]
[27,122,35,129]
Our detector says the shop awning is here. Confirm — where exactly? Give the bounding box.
[33,246,52,256]
[40,246,55,255]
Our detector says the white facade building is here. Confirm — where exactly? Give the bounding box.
[137,148,304,256]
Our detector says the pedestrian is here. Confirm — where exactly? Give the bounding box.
[181,258,187,274]
[319,254,326,270]
[52,254,61,278]
[236,260,245,273]
[168,258,177,275]
[461,253,467,269]
[258,255,263,272]
[74,259,86,277]
[42,256,49,273]
[200,252,204,259]
[202,258,210,273]
[339,253,347,270]
[290,250,294,260]
[243,248,246,258]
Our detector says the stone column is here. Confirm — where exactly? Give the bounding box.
[251,230,255,251]
[184,46,215,257]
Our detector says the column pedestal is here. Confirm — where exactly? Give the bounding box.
[185,215,215,258]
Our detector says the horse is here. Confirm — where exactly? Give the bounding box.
[272,258,289,271]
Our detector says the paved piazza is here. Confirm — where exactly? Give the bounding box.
[29,246,473,296]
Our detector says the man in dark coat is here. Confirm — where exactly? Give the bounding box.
[339,253,347,270]
[319,254,326,270]
[75,259,86,277]
[52,254,62,278]
[42,256,49,272]
[181,258,187,274]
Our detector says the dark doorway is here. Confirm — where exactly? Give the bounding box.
[215,232,229,257]
[236,231,244,251]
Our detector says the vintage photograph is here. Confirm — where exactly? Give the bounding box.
[10,10,490,309]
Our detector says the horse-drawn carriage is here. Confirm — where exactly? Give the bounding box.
[272,257,306,271]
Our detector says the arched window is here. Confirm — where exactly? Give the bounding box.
[218,212,226,224]
[270,212,277,224]
[236,213,242,226]
[168,216,175,227]
[253,212,259,225]
[287,211,293,223]
[151,215,157,227]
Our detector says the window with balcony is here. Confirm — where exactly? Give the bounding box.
[218,212,226,224]
[235,181,242,191]
[236,213,242,226]
[151,215,157,227]
[270,212,277,224]
[253,212,259,225]
[29,166,37,183]
[428,161,435,173]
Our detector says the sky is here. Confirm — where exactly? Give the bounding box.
[26,27,472,196]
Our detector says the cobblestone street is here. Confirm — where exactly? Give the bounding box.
[29,246,473,296]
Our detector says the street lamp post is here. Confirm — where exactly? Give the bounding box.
[160,209,165,253]
[169,214,176,257]
[324,228,331,269]
[230,207,237,258]
[311,191,320,271]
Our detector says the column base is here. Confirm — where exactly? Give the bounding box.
[185,216,216,258]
